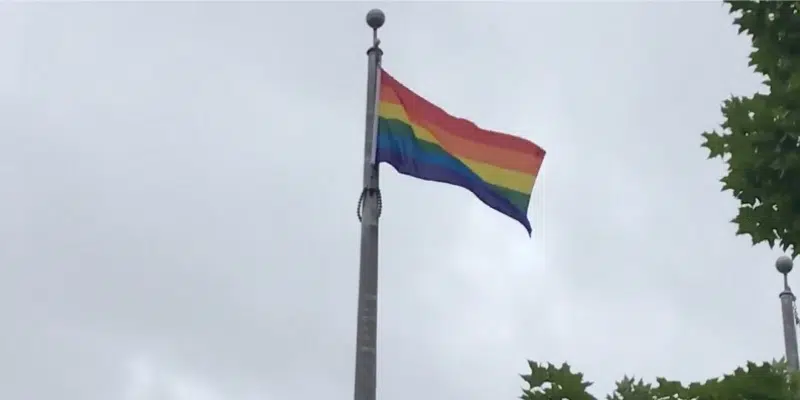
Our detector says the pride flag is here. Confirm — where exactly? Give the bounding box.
[376,69,546,234]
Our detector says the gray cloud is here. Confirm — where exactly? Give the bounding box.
[0,2,790,400]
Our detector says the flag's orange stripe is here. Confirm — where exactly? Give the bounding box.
[379,70,546,160]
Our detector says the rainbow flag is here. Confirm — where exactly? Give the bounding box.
[376,69,546,234]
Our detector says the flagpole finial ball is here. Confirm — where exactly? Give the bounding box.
[777,255,794,275]
[366,9,385,30]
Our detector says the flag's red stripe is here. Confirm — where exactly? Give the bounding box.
[380,69,546,158]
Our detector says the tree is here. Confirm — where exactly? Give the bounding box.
[519,360,799,400]
[701,1,800,256]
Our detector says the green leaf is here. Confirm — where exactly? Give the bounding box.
[701,131,727,159]
[520,361,595,400]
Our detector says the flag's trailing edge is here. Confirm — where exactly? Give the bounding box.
[376,69,546,234]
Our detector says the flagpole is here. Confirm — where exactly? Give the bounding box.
[776,255,799,371]
[354,9,385,400]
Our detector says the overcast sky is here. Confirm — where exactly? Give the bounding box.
[0,2,792,400]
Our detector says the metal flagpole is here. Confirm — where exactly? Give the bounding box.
[776,255,799,371]
[354,9,385,400]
